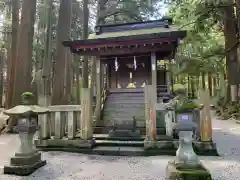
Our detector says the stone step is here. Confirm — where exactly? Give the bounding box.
[95,140,144,147]
[107,94,144,97]
[104,103,144,108]
[108,93,144,96]
[103,108,145,113]
[108,88,144,93]
[93,134,145,141]
[103,119,145,127]
[93,126,166,134]
[106,97,145,101]
[105,100,144,104]
[93,134,173,141]
[102,113,145,118]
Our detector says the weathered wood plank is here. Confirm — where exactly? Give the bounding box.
[67,111,76,140]
[144,85,157,141]
[80,88,93,140]
[38,113,50,139]
[48,105,81,112]
[198,89,212,142]
[54,112,62,139]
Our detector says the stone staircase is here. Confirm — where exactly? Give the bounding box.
[93,88,145,134]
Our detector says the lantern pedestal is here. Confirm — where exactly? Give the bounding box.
[4,117,46,176]
[4,152,46,176]
[166,160,212,180]
[3,101,49,176]
[166,120,212,180]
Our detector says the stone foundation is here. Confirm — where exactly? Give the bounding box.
[166,161,212,180]
[109,129,140,137]
[35,138,96,149]
[144,140,218,156]
[4,152,46,176]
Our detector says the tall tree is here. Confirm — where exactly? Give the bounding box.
[12,0,37,105]
[5,0,37,132]
[6,0,19,109]
[52,0,72,105]
[37,0,53,106]
[81,0,89,88]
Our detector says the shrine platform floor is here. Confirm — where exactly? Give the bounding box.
[35,133,218,157]
[0,116,240,179]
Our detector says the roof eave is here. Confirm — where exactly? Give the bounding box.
[63,30,187,49]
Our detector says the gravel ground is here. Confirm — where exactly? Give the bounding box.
[0,117,240,180]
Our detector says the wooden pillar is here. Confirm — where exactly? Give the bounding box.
[151,52,157,103]
[198,89,212,142]
[80,88,93,140]
[107,62,111,89]
[38,97,50,140]
[144,85,157,141]
[101,64,105,90]
[166,70,170,94]
[110,62,117,88]
[96,57,102,120]
[90,57,96,97]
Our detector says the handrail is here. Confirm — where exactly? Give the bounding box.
[100,83,107,111]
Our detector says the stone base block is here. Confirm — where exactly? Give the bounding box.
[4,152,46,176]
[108,130,140,137]
[144,140,218,156]
[166,161,212,180]
[35,138,96,149]
[193,141,217,151]
[10,152,42,166]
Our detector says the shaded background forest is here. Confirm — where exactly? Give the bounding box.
[0,0,240,122]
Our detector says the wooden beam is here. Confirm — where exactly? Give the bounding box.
[73,43,176,56]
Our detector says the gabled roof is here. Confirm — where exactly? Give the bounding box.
[88,17,184,40]
[88,25,183,40]
[62,18,186,56]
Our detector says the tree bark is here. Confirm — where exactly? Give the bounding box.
[97,0,106,25]
[37,0,53,106]
[12,0,36,105]
[52,0,72,105]
[82,0,89,88]
[223,4,239,101]
[6,0,19,108]
[201,72,206,89]
[5,0,36,132]
[208,73,212,97]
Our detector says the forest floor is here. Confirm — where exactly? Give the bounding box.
[0,115,239,180]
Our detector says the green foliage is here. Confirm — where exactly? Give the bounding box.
[173,83,186,95]
[166,0,225,76]
[21,92,35,105]
[175,98,200,112]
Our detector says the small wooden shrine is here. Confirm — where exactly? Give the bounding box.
[63,17,186,136]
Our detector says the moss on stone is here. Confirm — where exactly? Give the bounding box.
[166,161,212,180]
[21,92,35,105]
[175,99,200,113]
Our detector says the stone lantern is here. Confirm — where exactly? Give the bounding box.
[166,120,212,180]
[3,92,49,176]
